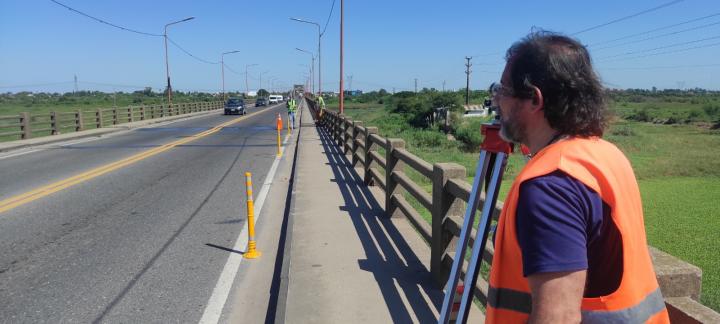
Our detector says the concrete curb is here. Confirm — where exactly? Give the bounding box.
[0,109,222,153]
[274,98,308,324]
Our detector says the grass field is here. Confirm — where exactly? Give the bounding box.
[334,101,720,311]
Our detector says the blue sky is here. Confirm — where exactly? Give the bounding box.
[1,0,719,93]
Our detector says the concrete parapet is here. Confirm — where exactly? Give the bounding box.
[666,297,720,323]
[650,246,703,301]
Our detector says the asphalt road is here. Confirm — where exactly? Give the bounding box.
[0,103,290,323]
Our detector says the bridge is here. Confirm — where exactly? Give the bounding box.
[0,97,717,323]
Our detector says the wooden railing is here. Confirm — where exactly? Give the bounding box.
[0,101,224,141]
[311,103,499,305]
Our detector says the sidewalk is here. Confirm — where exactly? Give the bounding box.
[281,102,482,323]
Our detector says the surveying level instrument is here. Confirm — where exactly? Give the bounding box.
[438,121,514,324]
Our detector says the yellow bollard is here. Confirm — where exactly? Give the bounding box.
[276,113,283,157]
[244,172,261,259]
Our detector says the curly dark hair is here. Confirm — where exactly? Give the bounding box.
[505,30,607,137]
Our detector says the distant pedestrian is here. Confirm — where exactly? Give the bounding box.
[487,30,669,323]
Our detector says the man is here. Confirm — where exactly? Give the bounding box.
[487,31,669,323]
[287,96,297,130]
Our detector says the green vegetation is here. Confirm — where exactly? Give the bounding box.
[331,89,720,311]
[0,90,222,116]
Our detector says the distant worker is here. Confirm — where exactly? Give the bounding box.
[287,97,297,130]
[316,95,326,120]
[487,30,669,323]
[316,95,326,110]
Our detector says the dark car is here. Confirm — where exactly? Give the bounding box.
[224,98,246,115]
[255,97,267,107]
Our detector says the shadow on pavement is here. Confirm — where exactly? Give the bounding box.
[316,125,442,323]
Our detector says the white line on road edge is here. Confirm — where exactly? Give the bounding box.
[198,133,293,324]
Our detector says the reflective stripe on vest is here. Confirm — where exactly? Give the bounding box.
[581,288,666,324]
[487,286,531,314]
[488,286,666,323]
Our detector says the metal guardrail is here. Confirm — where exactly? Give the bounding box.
[0,101,224,141]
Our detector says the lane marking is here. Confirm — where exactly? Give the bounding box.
[198,133,292,324]
[0,108,278,214]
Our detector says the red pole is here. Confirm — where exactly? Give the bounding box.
[339,0,344,114]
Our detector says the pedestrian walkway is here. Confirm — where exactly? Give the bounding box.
[280,101,483,323]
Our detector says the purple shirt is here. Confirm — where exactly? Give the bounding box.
[515,170,623,297]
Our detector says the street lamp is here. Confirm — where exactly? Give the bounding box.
[296,48,315,94]
[221,50,240,101]
[163,17,194,106]
[290,17,321,96]
[245,64,258,95]
[259,70,270,92]
[340,0,344,114]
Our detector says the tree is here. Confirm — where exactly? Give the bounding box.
[257,89,269,97]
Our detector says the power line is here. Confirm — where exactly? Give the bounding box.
[591,21,720,51]
[572,0,684,35]
[0,81,74,89]
[599,41,720,63]
[321,0,337,36]
[602,63,720,70]
[597,34,720,60]
[49,0,162,37]
[166,37,219,65]
[589,12,720,47]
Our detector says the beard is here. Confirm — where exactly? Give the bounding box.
[498,104,526,144]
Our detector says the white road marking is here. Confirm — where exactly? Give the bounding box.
[198,133,293,324]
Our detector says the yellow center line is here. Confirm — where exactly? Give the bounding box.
[0,109,276,214]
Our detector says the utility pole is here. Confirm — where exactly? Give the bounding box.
[465,56,472,105]
[442,80,446,92]
[414,78,418,94]
[74,75,78,94]
[339,0,345,114]
[347,74,353,93]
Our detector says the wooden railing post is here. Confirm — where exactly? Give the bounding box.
[343,117,353,154]
[20,112,31,139]
[50,111,58,135]
[76,110,84,131]
[140,106,145,120]
[431,162,467,285]
[352,121,363,167]
[96,109,103,128]
[385,138,406,218]
[112,108,118,125]
[127,107,133,122]
[364,126,378,186]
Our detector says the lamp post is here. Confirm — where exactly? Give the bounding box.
[221,50,240,101]
[339,0,344,114]
[296,48,315,94]
[290,17,321,96]
[245,64,258,96]
[163,17,194,106]
[259,70,270,92]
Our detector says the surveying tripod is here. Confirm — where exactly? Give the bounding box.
[438,121,514,324]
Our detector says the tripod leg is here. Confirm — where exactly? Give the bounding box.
[438,150,493,324]
[456,152,509,323]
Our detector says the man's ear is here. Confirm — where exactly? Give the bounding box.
[530,86,543,111]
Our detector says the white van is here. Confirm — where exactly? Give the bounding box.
[269,95,281,104]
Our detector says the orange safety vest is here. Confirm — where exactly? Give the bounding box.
[487,137,669,323]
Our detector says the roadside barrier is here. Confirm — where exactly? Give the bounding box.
[244,172,261,259]
[0,101,224,141]
[310,102,719,322]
